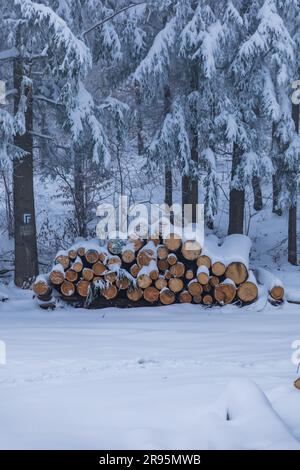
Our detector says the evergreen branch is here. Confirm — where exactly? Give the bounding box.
[82,2,146,37]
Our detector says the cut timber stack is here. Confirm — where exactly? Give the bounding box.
[33,234,284,309]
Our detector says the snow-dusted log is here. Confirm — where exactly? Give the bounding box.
[33,274,52,297]
[202,235,226,276]
[222,235,251,285]
[168,277,184,293]
[188,280,203,297]
[215,279,236,305]
[237,271,258,303]
[197,266,210,285]
[137,241,157,267]
[255,268,284,301]
[49,264,65,286]
[127,286,143,302]
[179,290,192,303]
[61,280,75,297]
[159,287,175,305]
[143,286,159,303]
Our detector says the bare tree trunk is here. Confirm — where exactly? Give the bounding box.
[13,43,38,286]
[134,80,144,155]
[228,143,245,234]
[272,124,283,215]
[182,65,198,224]
[164,85,172,208]
[288,101,299,265]
[1,167,14,238]
[74,150,87,238]
[252,176,263,211]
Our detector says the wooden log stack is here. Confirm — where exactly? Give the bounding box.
[33,234,284,309]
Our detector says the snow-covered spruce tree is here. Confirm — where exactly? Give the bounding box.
[133,1,190,209]
[215,0,291,235]
[1,0,110,284]
[178,1,224,227]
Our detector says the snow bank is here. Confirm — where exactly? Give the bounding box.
[211,379,300,450]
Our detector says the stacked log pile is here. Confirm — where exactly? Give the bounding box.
[33,234,285,309]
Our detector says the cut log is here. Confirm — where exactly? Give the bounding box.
[168,277,184,293]
[159,288,176,305]
[214,279,236,305]
[104,271,117,284]
[254,268,284,301]
[294,378,300,390]
[163,233,182,251]
[185,269,194,280]
[116,276,130,290]
[33,275,51,297]
[92,261,106,276]
[127,286,143,302]
[55,253,70,270]
[170,262,185,278]
[137,266,152,288]
[102,284,118,300]
[108,239,126,255]
[225,262,248,285]
[106,255,122,267]
[143,286,160,303]
[137,241,156,267]
[222,234,251,275]
[157,244,168,260]
[85,249,99,264]
[68,249,78,261]
[167,253,177,266]
[130,264,140,278]
[192,295,202,304]
[61,280,75,297]
[181,240,201,261]
[211,261,226,277]
[121,243,135,264]
[77,280,90,298]
[165,269,172,280]
[203,294,213,305]
[65,269,78,283]
[129,237,144,252]
[188,280,203,297]
[157,259,169,271]
[179,290,192,303]
[197,266,209,285]
[236,271,258,303]
[155,277,168,290]
[82,268,94,282]
[209,276,219,287]
[49,265,65,285]
[196,255,211,269]
[77,247,86,257]
[72,256,83,273]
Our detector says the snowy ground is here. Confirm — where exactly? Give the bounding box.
[0,285,300,450]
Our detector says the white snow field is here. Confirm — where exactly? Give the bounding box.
[0,285,300,450]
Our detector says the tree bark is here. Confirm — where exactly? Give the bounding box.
[252,176,263,211]
[74,149,87,238]
[13,40,39,286]
[134,80,144,155]
[228,143,245,234]
[164,85,173,208]
[288,101,299,265]
[182,65,198,224]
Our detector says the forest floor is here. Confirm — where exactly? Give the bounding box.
[0,283,300,450]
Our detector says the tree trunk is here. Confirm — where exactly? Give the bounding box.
[13,43,38,286]
[228,143,245,234]
[164,85,173,208]
[182,65,198,224]
[272,124,283,215]
[252,176,263,211]
[288,101,299,265]
[74,150,87,238]
[134,80,144,155]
